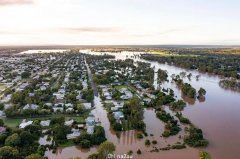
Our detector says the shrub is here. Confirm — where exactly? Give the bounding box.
[137,149,142,154]
[145,139,151,145]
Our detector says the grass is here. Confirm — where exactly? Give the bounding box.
[59,140,75,148]
[2,118,22,128]
[150,51,198,57]
[115,85,128,90]
[2,111,90,128]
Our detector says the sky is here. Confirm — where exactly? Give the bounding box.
[0,0,240,45]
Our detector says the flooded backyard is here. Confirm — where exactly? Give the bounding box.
[46,51,240,159]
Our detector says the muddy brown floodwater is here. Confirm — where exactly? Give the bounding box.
[46,51,240,159]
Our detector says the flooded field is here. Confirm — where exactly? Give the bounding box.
[46,51,240,159]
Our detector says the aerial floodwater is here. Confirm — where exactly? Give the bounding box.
[44,51,240,159]
[19,49,69,54]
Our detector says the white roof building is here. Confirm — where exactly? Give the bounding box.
[114,111,124,120]
[40,120,50,127]
[83,103,92,109]
[64,119,74,126]
[19,120,33,129]
[23,104,39,110]
[87,126,94,135]
[65,103,73,108]
[67,128,81,139]
[53,107,64,112]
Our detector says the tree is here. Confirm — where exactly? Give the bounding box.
[0,104,4,111]
[19,131,35,145]
[123,97,145,130]
[0,146,19,159]
[198,88,206,97]
[79,139,91,148]
[0,119,4,127]
[25,153,44,159]
[76,103,85,113]
[52,124,71,141]
[5,133,21,147]
[97,141,115,159]
[145,139,151,145]
[11,91,24,104]
[91,126,106,145]
[87,154,98,159]
[21,71,31,79]
[199,151,211,159]
[0,134,7,145]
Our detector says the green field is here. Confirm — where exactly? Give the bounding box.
[2,118,22,128]
[150,51,198,57]
[2,112,90,128]
[59,140,75,148]
[115,85,128,90]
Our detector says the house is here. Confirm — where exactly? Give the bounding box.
[40,120,50,127]
[111,107,119,111]
[55,94,64,100]
[125,91,133,98]
[65,103,73,108]
[111,101,124,111]
[82,80,88,89]
[0,127,6,134]
[28,93,35,97]
[58,89,65,94]
[67,128,81,139]
[44,103,53,107]
[113,101,124,108]
[85,116,95,126]
[76,94,82,100]
[102,88,112,100]
[4,103,12,109]
[77,124,85,129]
[40,85,47,91]
[0,94,11,103]
[54,103,64,107]
[0,111,5,117]
[16,82,29,92]
[66,107,74,112]
[19,120,33,129]
[143,98,151,104]
[87,126,94,135]
[114,111,124,120]
[64,119,74,126]
[23,104,39,110]
[119,88,133,100]
[53,107,64,112]
[83,103,92,109]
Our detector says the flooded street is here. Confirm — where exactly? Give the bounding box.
[46,51,240,159]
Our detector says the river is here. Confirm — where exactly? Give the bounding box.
[46,51,240,159]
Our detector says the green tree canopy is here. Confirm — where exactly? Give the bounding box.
[25,153,44,159]
[5,133,21,147]
[0,146,19,159]
[97,141,115,159]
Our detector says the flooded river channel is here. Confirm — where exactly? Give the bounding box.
[46,51,240,159]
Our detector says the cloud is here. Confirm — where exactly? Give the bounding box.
[157,29,182,35]
[0,0,33,6]
[58,27,122,33]
[0,30,17,34]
